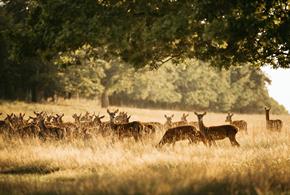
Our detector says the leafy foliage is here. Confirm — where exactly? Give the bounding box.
[0,1,288,113]
[2,0,289,68]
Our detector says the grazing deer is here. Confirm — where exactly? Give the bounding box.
[265,107,282,132]
[157,125,205,147]
[107,109,143,141]
[194,112,240,147]
[225,113,248,133]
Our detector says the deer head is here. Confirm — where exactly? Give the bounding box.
[93,114,105,125]
[181,113,189,122]
[194,112,207,121]
[225,112,234,122]
[164,114,174,125]
[72,113,81,123]
[107,109,119,122]
[56,113,64,123]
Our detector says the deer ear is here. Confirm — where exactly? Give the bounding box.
[194,112,198,115]
[107,109,110,114]
[100,115,105,119]
[231,113,234,117]
[203,112,207,115]
[164,114,167,118]
[171,114,174,118]
[186,114,189,117]
[127,115,131,120]
[114,109,119,114]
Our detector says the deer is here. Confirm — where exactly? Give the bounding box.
[225,112,248,134]
[164,114,174,129]
[194,112,240,147]
[0,114,16,137]
[265,107,282,132]
[172,113,190,127]
[107,109,143,142]
[114,111,156,136]
[37,115,66,140]
[164,114,193,128]
[157,125,206,147]
[52,113,79,139]
[17,119,41,139]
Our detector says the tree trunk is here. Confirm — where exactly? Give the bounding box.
[101,89,109,108]
[31,86,38,102]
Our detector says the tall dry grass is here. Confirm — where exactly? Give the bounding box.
[0,100,290,194]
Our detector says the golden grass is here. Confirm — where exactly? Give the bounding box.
[0,100,290,194]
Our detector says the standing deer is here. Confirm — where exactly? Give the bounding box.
[265,107,282,132]
[194,112,240,147]
[164,114,174,129]
[225,113,248,133]
[107,109,143,142]
[37,116,66,140]
[157,125,205,147]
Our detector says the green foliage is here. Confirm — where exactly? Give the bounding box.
[0,1,288,113]
[2,0,289,69]
[60,48,286,113]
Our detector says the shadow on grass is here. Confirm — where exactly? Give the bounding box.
[0,165,60,175]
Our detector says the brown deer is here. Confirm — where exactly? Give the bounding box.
[194,112,240,147]
[107,109,143,141]
[17,120,41,139]
[225,112,248,134]
[0,114,15,137]
[115,111,129,124]
[157,125,205,147]
[265,107,282,132]
[164,114,174,129]
[72,113,82,124]
[37,115,66,140]
[172,113,189,127]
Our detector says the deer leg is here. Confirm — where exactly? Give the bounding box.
[211,139,217,147]
[229,136,240,147]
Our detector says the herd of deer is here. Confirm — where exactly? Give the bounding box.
[0,107,283,147]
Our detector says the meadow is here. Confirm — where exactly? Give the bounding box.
[0,100,290,195]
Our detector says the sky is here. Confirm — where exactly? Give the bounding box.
[262,66,290,113]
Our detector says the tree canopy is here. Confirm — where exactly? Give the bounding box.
[0,0,288,113]
[1,0,289,69]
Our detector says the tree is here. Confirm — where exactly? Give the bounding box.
[57,45,134,107]
[2,0,289,69]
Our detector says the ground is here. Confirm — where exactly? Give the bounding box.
[0,100,289,194]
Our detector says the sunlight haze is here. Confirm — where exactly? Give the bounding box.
[262,66,290,113]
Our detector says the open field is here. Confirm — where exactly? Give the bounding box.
[0,100,290,194]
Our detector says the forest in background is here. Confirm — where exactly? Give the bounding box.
[0,1,288,114]
[0,44,286,114]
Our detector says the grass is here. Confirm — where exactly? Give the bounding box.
[0,100,290,194]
